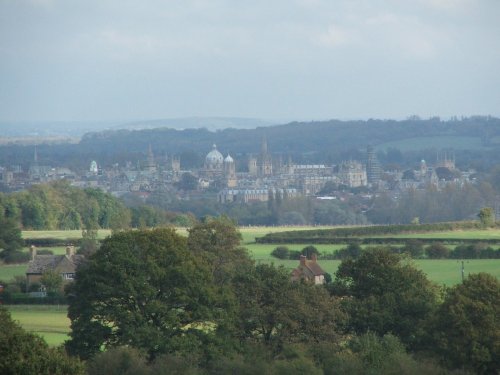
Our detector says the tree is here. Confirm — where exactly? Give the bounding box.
[478,207,495,227]
[330,247,439,349]
[66,228,219,360]
[40,270,63,293]
[301,245,320,259]
[0,217,24,263]
[232,263,343,349]
[175,172,198,191]
[271,246,290,260]
[425,243,450,259]
[0,307,84,375]
[187,217,252,286]
[430,273,500,374]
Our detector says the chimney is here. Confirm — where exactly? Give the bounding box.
[30,245,37,261]
[300,255,307,266]
[66,245,75,258]
[311,253,317,262]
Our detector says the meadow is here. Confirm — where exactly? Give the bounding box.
[7,305,71,346]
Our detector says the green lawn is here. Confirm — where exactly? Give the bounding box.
[7,305,70,346]
[0,264,28,281]
[22,229,112,240]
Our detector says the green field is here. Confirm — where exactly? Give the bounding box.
[7,305,70,346]
[22,229,112,240]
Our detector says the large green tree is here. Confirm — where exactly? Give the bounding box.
[187,217,252,286]
[330,247,439,349]
[232,264,343,349]
[0,307,84,375]
[66,228,218,360]
[430,273,499,374]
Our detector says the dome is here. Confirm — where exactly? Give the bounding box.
[224,154,234,163]
[205,144,223,170]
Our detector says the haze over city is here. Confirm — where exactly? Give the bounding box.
[1,0,499,125]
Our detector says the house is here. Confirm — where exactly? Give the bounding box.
[26,245,84,288]
[290,254,325,285]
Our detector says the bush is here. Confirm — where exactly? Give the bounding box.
[425,243,449,259]
[1,250,30,264]
[301,245,320,259]
[271,246,290,260]
[36,249,54,255]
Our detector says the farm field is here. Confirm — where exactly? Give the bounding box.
[7,305,70,346]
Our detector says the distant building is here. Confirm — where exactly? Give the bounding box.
[366,145,381,184]
[290,254,325,285]
[26,246,84,288]
[337,160,367,187]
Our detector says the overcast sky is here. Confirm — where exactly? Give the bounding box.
[1,0,499,123]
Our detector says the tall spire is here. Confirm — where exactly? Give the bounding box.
[261,135,268,155]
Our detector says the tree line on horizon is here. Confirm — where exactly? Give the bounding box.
[1,116,499,172]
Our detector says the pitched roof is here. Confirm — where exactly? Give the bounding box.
[291,257,325,282]
[26,254,84,275]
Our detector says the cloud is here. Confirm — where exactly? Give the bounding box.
[315,25,355,47]
[419,0,472,12]
[364,12,449,59]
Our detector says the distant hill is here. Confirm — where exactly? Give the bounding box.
[0,117,275,139]
[1,116,499,170]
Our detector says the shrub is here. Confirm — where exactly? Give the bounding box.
[426,243,450,259]
[271,246,290,260]
[1,250,30,264]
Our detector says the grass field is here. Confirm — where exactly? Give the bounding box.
[7,305,70,346]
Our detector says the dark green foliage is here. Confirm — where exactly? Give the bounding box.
[175,172,199,191]
[271,245,290,259]
[430,273,500,374]
[426,242,450,259]
[330,248,439,349]
[402,240,424,258]
[66,228,218,360]
[301,245,320,259]
[86,347,150,375]
[0,217,24,263]
[0,307,84,375]
[312,333,451,375]
[232,263,344,349]
[187,216,252,286]
[335,243,362,259]
[257,220,490,243]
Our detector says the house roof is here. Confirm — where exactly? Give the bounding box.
[291,257,325,282]
[26,254,84,275]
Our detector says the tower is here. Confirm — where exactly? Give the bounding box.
[224,154,237,188]
[258,136,273,176]
[366,145,381,184]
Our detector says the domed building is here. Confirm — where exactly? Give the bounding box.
[205,144,224,172]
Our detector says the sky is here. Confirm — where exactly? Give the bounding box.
[1,0,499,123]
